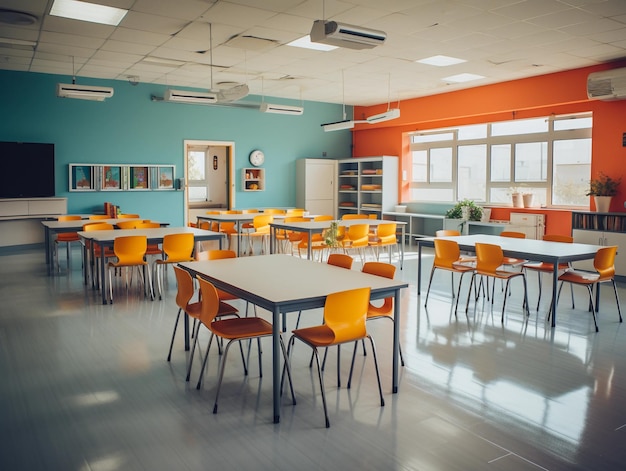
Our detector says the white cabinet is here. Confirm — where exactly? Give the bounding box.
[571,211,626,277]
[337,156,398,218]
[0,197,67,247]
[296,159,337,217]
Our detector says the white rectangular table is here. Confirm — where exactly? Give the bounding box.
[269,219,406,268]
[78,227,224,306]
[179,254,408,424]
[416,234,603,327]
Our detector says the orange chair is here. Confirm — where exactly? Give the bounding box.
[465,242,530,322]
[242,214,273,255]
[194,277,295,413]
[556,246,623,332]
[358,261,405,366]
[107,235,152,303]
[499,231,527,267]
[155,233,195,299]
[341,214,370,220]
[88,215,110,220]
[425,238,475,316]
[297,215,334,260]
[436,229,461,237]
[275,216,307,255]
[368,223,397,262]
[115,220,138,229]
[286,208,305,216]
[169,267,239,375]
[523,235,575,311]
[54,215,82,271]
[341,223,370,264]
[117,214,140,219]
[83,222,115,287]
[263,208,286,215]
[285,287,384,428]
[133,222,162,260]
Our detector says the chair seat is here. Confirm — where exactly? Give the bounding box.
[210,316,273,339]
[292,324,338,346]
[56,233,80,242]
[523,261,569,272]
[186,299,238,319]
[502,256,526,266]
[558,269,600,284]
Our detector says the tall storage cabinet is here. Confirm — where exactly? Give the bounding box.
[337,156,398,218]
[296,159,337,217]
[571,211,626,277]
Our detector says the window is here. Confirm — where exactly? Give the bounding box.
[408,113,592,207]
[188,148,208,203]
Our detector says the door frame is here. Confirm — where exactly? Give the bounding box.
[183,139,235,226]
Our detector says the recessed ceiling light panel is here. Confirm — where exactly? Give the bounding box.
[417,55,466,67]
[50,0,128,26]
[287,35,337,52]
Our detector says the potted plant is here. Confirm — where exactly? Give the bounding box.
[586,172,621,212]
[445,199,483,232]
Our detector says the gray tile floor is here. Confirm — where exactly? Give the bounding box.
[1,244,625,470]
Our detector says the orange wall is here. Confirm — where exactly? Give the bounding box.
[351,62,626,230]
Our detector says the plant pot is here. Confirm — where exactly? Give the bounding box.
[522,193,535,208]
[511,193,523,208]
[593,195,612,213]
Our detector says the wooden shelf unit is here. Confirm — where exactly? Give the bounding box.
[242,167,265,191]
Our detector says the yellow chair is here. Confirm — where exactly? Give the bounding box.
[242,214,273,255]
[297,215,334,260]
[88,214,110,220]
[275,216,307,254]
[285,287,384,428]
[115,220,138,229]
[54,215,82,271]
[556,246,623,332]
[425,238,475,316]
[286,208,305,216]
[522,235,575,311]
[341,223,370,264]
[368,222,397,262]
[133,222,162,260]
[465,242,530,322]
[240,209,259,214]
[499,230,527,267]
[436,229,461,236]
[263,208,286,215]
[117,214,140,219]
[359,261,405,366]
[341,214,370,220]
[155,233,195,299]
[107,235,152,303]
[193,277,295,413]
[169,267,239,372]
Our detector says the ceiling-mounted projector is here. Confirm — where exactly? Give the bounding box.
[57,83,114,101]
[366,108,400,123]
[260,102,304,115]
[310,20,386,50]
[163,89,218,104]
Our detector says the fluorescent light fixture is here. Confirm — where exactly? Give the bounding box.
[417,55,466,67]
[260,103,304,115]
[0,37,37,49]
[321,120,355,132]
[287,35,337,52]
[142,56,185,67]
[50,0,128,26]
[443,73,485,83]
[366,108,400,123]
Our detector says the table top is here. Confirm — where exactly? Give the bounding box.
[77,226,222,242]
[420,234,603,262]
[179,254,408,312]
[42,218,166,229]
[270,219,406,231]
[197,213,296,222]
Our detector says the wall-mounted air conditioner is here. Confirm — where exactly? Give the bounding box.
[260,103,304,115]
[163,89,218,104]
[310,20,386,50]
[56,83,114,101]
[587,67,626,101]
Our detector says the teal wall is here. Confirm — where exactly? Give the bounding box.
[0,70,352,226]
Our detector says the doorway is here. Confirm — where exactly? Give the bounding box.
[184,140,235,226]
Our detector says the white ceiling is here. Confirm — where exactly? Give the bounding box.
[1,0,626,106]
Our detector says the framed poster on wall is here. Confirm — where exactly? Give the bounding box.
[130,166,150,189]
[101,165,122,190]
[156,166,174,190]
[69,164,96,191]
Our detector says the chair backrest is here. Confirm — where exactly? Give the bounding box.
[59,215,82,221]
[286,208,305,216]
[362,262,396,314]
[314,215,334,222]
[83,222,114,231]
[240,209,259,214]
[173,266,195,311]
[253,214,273,231]
[263,208,286,215]
[89,215,110,220]
[433,239,462,269]
[135,222,160,228]
[323,287,371,343]
[113,235,147,264]
[220,210,239,214]
[346,224,370,245]
[342,214,369,220]
[543,234,574,243]
[116,220,138,229]
[500,231,526,239]
[475,243,504,274]
[197,277,222,326]
[327,253,353,269]
[118,214,140,219]
[162,233,195,261]
[204,249,236,260]
[436,229,461,237]
[375,223,397,239]
[594,246,617,280]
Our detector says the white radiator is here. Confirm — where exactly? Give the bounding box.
[507,213,545,240]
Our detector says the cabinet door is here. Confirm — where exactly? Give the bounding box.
[604,232,626,277]
[306,161,335,200]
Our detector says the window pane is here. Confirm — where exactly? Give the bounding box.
[412,132,454,143]
[552,138,591,206]
[411,187,454,202]
[491,144,511,182]
[458,145,486,201]
[430,148,452,182]
[554,116,592,131]
[411,150,427,182]
[188,151,205,181]
[458,124,487,140]
[492,117,548,136]
[515,142,547,182]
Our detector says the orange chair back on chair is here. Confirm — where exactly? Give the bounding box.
[436,229,461,237]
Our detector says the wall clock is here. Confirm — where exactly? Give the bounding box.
[249,149,265,167]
